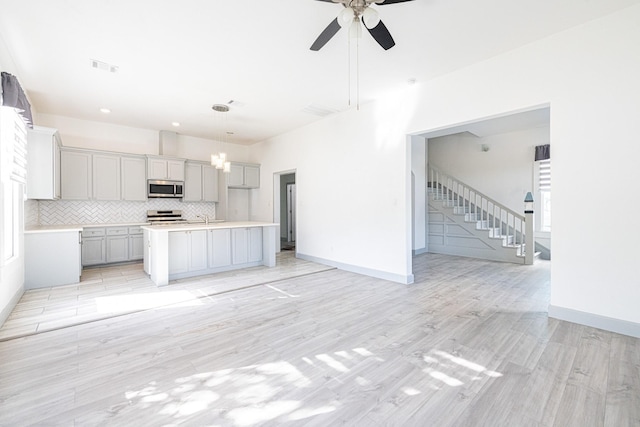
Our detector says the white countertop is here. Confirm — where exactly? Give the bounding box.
[25,222,149,234]
[141,221,277,232]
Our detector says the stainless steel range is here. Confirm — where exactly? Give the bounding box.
[146,210,187,225]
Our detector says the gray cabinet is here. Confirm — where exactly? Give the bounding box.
[231,227,262,265]
[228,162,260,189]
[208,228,231,268]
[82,226,144,266]
[61,150,92,200]
[93,153,121,200]
[121,156,147,201]
[27,126,61,200]
[81,228,106,266]
[184,161,218,202]
[106,227,128,263]
[168,230,208,274]
[129,227,144,260]
[147,156,185,181]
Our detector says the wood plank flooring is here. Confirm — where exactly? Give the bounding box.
[1,252,639,426]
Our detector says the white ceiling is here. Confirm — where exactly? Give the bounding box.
[0,0,637,145]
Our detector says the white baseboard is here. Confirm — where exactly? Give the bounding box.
[413,247,429,256]
[0,284,25,328]
[548,305,640,338]
[297,253,414,285]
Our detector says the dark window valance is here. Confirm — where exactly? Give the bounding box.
[535,144,550,161]
[1,71,33,127]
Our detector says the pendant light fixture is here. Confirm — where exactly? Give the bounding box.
[211,104,231,173]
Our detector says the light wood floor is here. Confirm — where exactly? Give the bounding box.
[0,253,638,426]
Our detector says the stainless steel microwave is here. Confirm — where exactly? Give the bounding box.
[148,180,184,198]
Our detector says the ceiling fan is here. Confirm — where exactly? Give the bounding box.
[310,0,415,51]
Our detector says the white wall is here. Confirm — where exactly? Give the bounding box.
[251,4,640,334]
[428,126,549,214]
[251,95,417,284]
[36,113,250,162]
[405,5,640,334]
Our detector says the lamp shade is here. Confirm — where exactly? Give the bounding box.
[362,8,380,29]
[338,7,355,27]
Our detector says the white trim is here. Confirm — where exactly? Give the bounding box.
[297,253,414,285]
[413,247,429,256]
[0,283,24,327]
[549,305,640,339]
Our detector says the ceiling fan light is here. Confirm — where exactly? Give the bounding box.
[223,161,231,173]
[211,154,219,166]
[362,8,380,29]
[338,7,355,27]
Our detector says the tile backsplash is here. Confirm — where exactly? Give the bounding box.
[26,199,216,226]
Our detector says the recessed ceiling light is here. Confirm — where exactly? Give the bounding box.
[172,122,180,127]
[100,108,111,114]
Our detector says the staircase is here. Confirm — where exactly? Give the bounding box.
[427,165,533,265]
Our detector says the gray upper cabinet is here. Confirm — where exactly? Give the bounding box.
[62,148,147,201]
[147,156,185,181]
[184,161,218,202]
[92,153,121,200]
[61,149,92,200]
[121,155,147,201]
[27,126,61,200]
[228,162,260,189]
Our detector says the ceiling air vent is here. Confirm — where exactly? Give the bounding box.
[90,59,118,73]
[301,104,338,117]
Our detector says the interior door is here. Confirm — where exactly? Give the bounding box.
[286,183,296,243]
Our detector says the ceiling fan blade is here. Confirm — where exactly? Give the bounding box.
[310,18,342,51]
[375,0,415,4]
[365,19,395,50]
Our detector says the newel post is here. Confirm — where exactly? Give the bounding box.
[524,192,535,265]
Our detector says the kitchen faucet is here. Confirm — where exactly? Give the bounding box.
[196,214,209,225]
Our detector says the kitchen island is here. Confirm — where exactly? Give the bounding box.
[141,221,277,286]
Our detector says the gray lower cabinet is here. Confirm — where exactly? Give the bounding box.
[209,228,231,268]
[168,230,208,274]
[231,227,262,265]
[106,227,129,263]
[82,225,144,266]
[82,228,106,266]
[129,227,144,260]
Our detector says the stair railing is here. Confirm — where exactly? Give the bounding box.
[428,165,529,254]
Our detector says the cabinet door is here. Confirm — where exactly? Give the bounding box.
[82,237,105,266]
[26,127,60,200]
[189,230,208,271]
[248,227,263,262]
[129,234,144,261]
[228,164,244,187]
[106,235,128,263]
[61,150,92,200]
[121,156,147,201]
[231,228,249,265]
[168,231,189,274]
[167,160,185,181]
[209,229,231,268]
[202,165,219,202]
[148,158,168,180]
[93,154,121,200]
[244,166,260,189]
[184,163,203,202]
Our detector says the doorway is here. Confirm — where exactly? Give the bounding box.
[274,171,296,252]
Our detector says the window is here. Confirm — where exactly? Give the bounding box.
[538,159,551,232]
